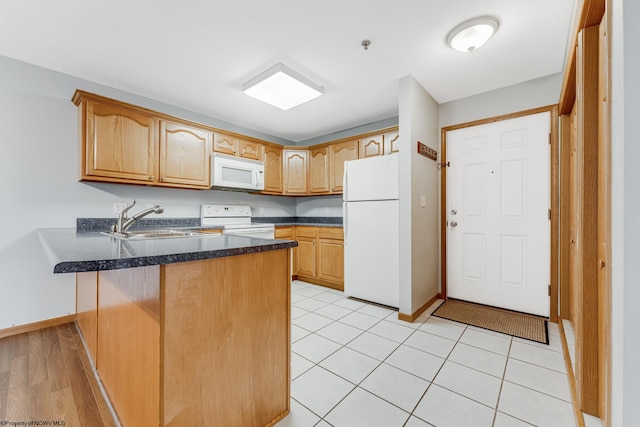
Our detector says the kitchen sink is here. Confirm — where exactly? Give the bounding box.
[102,229,222,240]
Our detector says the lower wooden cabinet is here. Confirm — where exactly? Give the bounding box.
[317,227,345,285]
[276,226,344,290]
[295,227,317,278]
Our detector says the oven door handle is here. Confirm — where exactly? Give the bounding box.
[223,228,274,235]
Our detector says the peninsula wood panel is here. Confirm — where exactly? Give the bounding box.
[76,272,98,364]
[308,146,330,193]
[162,251,290,427]
[159,120,211,188]
[81,99,156,183]
[329,139,358,193]
[97,266,160,427]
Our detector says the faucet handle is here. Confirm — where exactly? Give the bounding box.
[121,199,137,218]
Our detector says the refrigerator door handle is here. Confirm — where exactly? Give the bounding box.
[343,202,348,246]
[343,164,348,201]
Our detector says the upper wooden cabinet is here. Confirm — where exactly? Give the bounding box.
[384,131,400,154]
[308,146,330,194]
[73,91,212,189]
[78,97,156,183]
[212,132,237,156]
[329,139,359,193]
[213,132,263,160]
[159,120,211,188]
[360,134,384,158]
[263,144,283,194]
[358,131,399,158]
[283,149,308,194]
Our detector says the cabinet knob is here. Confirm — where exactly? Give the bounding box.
[161,177,165,182]
[149,176,154,180]
[598,259,606,270]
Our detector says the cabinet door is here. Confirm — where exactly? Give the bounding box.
[76,272,98,364]
[318,239,344,287]
[296,237,316,277]
[329,140,359,193]
[384,131,400,154]
[84,100,156,182]
[213,132,239,155]
[283,150,308,194]
[159,120,211,188]
[308,146,330,194]
[238,139,263,160]
[263,144,283,193]
[359,135,384,158]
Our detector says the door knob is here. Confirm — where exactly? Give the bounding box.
[450,221,458,228]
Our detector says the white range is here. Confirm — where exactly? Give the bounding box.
[200,204,275,239]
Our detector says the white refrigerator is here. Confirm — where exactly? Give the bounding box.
[343,153,399,308]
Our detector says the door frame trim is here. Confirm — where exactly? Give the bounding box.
[440,105,559,322]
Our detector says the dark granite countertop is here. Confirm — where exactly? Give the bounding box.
[254,217,343,227]
[77,216,343,231]
[37,228,297,274]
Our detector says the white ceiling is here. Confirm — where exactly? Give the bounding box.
[0,0,576,142]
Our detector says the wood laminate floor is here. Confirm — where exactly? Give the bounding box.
[0,323,113,426]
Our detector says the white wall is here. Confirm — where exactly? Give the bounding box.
[398,76,440,316]
[295,195,343,217]
[296,117,399,147]
[439,73,563,128]
[0,56,296,330]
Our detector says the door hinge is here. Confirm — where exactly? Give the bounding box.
[548,209,551,220]
[549,132,552,145]
[548,285,551,296]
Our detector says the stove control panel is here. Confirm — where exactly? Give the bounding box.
[201,204,252,219]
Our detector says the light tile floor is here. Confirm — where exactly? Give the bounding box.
[277,280,581,427]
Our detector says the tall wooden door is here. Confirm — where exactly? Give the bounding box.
[446,112,550,316]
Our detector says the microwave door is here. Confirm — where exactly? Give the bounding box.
[221,164,254,187]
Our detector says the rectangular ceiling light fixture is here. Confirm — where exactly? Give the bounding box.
[242,63,324,110]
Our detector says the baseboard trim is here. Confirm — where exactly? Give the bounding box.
[558,318,586,427]
[0,314,76,340]
[398,293,442,323]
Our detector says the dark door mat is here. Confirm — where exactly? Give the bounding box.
[432,299,549,344]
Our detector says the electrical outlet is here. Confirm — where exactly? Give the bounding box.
[260,207,265,215]
[420,195,426,207]
[113,202,127,214]
[324,207,329,216]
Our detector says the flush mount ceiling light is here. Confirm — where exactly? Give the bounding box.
[242,63,324,110]
[446,16,499,53]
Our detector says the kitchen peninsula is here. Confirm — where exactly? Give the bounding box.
[37,228,297,427]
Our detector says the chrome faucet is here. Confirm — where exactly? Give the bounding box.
[111,200,165,235]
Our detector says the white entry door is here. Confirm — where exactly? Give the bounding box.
[446,112,550,316]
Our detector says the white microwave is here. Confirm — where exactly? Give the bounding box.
[210,152,265,191]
